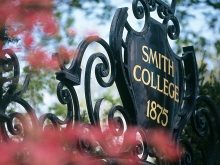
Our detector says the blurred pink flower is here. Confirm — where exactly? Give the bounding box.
[0,125,183,164]
[23,32,34,47]
[67,28,77,36]
[146,128,182,162]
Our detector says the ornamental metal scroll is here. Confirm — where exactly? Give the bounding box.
[0,0,219,165]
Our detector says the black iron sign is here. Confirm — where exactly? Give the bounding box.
[128,18,183,129]
[110,0,192,131]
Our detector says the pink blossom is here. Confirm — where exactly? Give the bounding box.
[67,28,77,36]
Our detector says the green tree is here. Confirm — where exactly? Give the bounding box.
[171,1,220,164]
[0,0,116,118]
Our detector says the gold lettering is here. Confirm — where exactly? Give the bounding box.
[146,100,169,127]
[136,45,179,103]
[142,46,149,62]
[150,72,157,89]
[161,55,168,73]
[133,65,141,82]
[157,75,163,93]
[168,82,175,99]
[174,85,179,103]
[168,60,174,77]
[163,78,169,96]
[142,69,150,85]
[149,49,158,68]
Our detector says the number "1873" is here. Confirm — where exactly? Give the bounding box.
[146,100,168,127]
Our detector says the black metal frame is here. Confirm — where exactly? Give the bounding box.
[0,0,219,164]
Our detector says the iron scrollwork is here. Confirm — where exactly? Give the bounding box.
[110,0,220,164]
[0,49,38,141]
[0,0,219,165]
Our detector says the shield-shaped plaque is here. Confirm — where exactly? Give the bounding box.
[126,17,183,129]
[109,1,195,131]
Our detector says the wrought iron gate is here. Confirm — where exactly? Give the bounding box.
[0,0,219,164]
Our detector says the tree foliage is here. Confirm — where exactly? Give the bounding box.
[0,0,116,114]
[172,1,220,164]
[173,0,220,119]
[174,0,220,56]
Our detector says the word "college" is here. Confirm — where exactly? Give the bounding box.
[133,45,179,103]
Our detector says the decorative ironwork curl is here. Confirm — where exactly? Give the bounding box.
[0,49,19,96]
[76,123,95,155]
[132,0,145,19]
[39,82,80,130]
[176,95,220,165]
[0,49,38,141]
[192,96,219,137]
[148,0,157,11]
[155,0,180,40]
[55,37,116,128]
[85,53,111,126]
[13,97,38,131]
[191,108,210,137]
[191,96,219,164]
[157,5,169,19]
[0,49,20,121]
[127,0,151,34]
[7,112,29,138]
[81,38,116,126]
[131,127,148,160]
[55,37,115,85]
[108,105,131,136]
[163,15,180,40]
[57,82,80,122]
[179,139,195,165]
[128,0,180,39]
